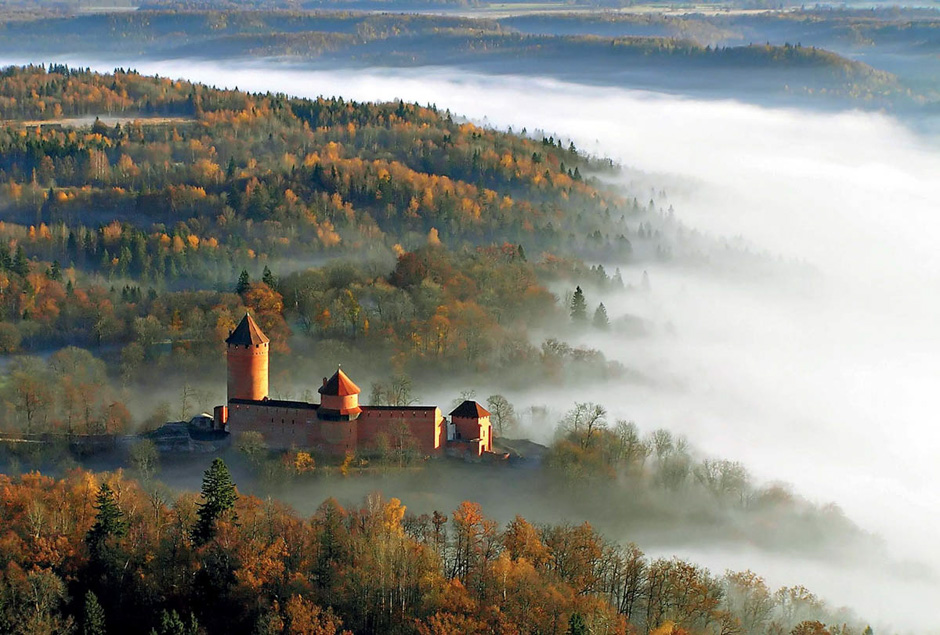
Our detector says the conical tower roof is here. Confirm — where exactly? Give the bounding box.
[319,367,361,396]
[225,313,270,346]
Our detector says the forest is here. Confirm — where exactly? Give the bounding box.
[0,65,640,346]
[0,61,891,635]
[0,461,868,635]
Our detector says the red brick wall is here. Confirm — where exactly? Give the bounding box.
[358,408,443,455]
[452,415,492,455]
[310,419,358,455]
[228,403,445,457]
[228,402,311,449]
[227,343,269,401]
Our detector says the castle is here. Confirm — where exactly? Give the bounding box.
[213,314,495,458]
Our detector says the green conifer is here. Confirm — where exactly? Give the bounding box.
[12,246,29,277]
[570,286,587,322]
[261,266,276,289]
[593,303,609,330]
[236,269,250,295]
[86,483,127,552]
[567,612,587,635]
[192,458,237,545]
[150,610,199,635]
[83,591,107,635]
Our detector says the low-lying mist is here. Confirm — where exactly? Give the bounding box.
[4,56,939,630]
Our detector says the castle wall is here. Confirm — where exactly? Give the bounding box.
[311,419,359,455]
[358,407,443,455]
[452,415,492,455]
[228,401,313,450]
[227,343,269,401]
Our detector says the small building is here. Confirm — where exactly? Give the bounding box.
[447,400,493,456]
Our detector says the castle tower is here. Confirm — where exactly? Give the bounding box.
[317,367,362,420]
[449,400,493,454]
[225,313,269,402]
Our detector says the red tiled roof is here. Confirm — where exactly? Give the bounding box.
[225,313,269,346]
[449,400,491,418]
[318,368,361,396]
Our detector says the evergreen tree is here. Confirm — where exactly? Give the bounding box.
[91,117,110,136]
[567,612,587,635]
[570,286,587,322]
[593,303,609,330]
[83,591,107,635]
[86,483,127,552]
[261,265,276,289]
[150,610,199,635]
[192,458,237,545]
[12,246,29,277]
[235,269,250,295]
[49,260,62,281]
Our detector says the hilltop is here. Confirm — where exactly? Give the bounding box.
[0,10,908,107]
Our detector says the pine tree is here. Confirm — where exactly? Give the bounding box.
[150,610,199,635]
[12,246,29,277]
[83,591,107,635]
[49,260,61,281]
[593,303,609,330]
[192,458,237,545]
[261,266,276,289]
[567,612,587,635]
[570,286,587,322]
[86,483,127,552]
[235,269,250,295]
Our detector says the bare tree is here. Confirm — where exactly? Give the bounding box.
[486,394,517,436]
[370,375,418,407]
[562,402,607,448]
